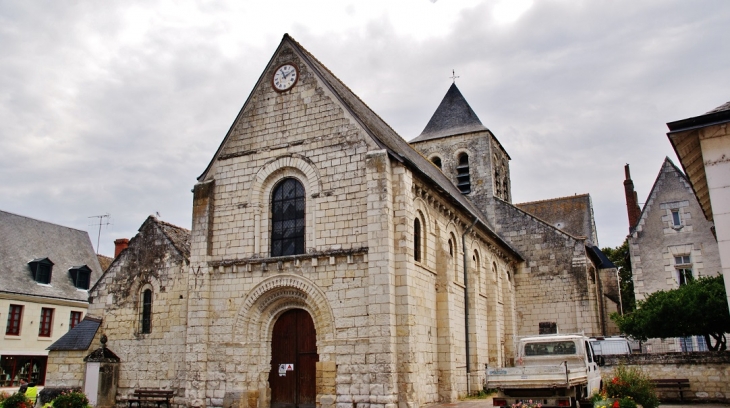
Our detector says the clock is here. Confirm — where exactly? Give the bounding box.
[272,63,299,92]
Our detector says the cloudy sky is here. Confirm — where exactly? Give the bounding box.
[1,0,729,257]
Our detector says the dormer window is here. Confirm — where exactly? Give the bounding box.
[69,265,92,290]
[28,258,54,284]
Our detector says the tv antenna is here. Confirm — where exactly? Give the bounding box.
[88,213,112,255]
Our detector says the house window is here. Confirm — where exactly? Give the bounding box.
[6,305,23,335]
[671,210,681,227]
[675,255,692,285]
[69,265,91,290]
[28,258,54,284]
[431,156,442,169]
[0,355,48,386]
[271,178,306,257]
[456,153,471,194]
[141,289,152,334]
[39,308,53,337]
[414,217,422,262]
[69,311,83,330]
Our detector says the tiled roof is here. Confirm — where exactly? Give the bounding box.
[156,218,191,260]
[410,83,488,143]
[47,316,101,351]
[0,210,103,302]
[705,101,730,114]
[97,255,113,272]
[516,194,598,245]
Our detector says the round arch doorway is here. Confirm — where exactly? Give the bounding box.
[269,309,319,408]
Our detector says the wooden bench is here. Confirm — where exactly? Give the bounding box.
[650,379,690,401]
[127,389,174,408]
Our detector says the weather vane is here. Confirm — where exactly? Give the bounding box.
[450,69,459,83]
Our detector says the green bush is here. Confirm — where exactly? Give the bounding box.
[1,392,32,408]
[49,391,89,408]
[601,365,659,408]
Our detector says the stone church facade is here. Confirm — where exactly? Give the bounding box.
[46,35,618,408]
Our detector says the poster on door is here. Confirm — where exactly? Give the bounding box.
[279,364,294,376]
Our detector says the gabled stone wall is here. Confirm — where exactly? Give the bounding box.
[492,199,602,336]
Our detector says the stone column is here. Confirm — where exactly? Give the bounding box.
[187,180,215,407]
[364,150,399,408]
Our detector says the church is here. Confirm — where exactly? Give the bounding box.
[45,34,619,408]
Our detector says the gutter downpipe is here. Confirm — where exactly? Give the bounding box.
[462,217,478,395]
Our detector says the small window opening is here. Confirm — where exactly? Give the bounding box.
[456,153,471,194]
[675,255,692,286]
[141,289,152,334]
[39,308,53,337]
[431,157,442,169]
[69,311,83,330]
[414,218,422,262]
[671,210,681,227]
[6,305,23,335]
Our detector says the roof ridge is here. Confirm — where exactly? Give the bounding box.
[154,217,191,233]
[516,193,590,207]
[148,216,191,259]
[495,197,584,241]
[0,210,89,235]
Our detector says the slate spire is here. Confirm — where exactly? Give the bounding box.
[411,83,488,142]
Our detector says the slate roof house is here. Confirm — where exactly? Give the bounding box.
[45,35,618,408]
[0,210,102,388]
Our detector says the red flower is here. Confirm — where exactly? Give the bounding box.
[612,400,620,408]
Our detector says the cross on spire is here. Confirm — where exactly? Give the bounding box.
[450,69,460,83]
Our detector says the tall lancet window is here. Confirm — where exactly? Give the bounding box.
[414,217,422,262]
[271,178,306,257]
[141,289,152,334]
[456,153,471,194]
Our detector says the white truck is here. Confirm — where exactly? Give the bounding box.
[486,334,604,408]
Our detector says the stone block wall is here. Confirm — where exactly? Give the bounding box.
[182,41,524,408]
[83,219,190,405]
[493,199,601,336]
[46,350,87,388]
[603,352,730,402]
[629,159,721,302]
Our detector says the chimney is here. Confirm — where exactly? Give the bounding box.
[114,238,129,257]
[623,164,641,231]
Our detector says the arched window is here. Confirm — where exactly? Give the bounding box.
[456,153,471,194]
[271,178,306,257]
[431,156,442,169]
[414,217,422,262]
[448,239,453,257]
[141,288,152,334]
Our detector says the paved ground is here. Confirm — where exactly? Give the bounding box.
[425,398,730,408]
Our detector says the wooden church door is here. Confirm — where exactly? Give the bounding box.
[269,309,318,408]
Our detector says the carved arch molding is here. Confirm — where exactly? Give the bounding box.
[233,274,335,344]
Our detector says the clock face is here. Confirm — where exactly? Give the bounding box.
[272,63,299,92]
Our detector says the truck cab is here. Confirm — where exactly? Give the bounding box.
[488,334,603,408]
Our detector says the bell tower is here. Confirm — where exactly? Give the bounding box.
[409,83,511,223]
